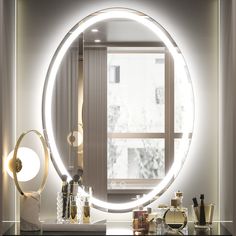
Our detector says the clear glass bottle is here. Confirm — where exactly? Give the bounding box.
[83,197,90,223]
[70,195,78,223]
[163,199,188,232]
[56,192,64,223]
[156,217,167,235]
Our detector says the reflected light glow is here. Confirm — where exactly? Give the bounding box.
[94,39,101,43]
[43,9,193,211]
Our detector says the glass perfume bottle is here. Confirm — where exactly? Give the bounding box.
[163,199,188,232]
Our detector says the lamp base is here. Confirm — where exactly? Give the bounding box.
[20,192,41,231]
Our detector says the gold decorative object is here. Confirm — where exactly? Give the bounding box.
[12,130,49,196]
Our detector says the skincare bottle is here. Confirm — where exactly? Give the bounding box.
[192,197,200,223]
[132,211,149,234]
[61,175,68,219]
[199,194,206,225]
[132,195,148,232]
[156,217,166,235]
[84,186,93,202]
[147,208,157,233]
[70,195,78,223]
[83,197,90,223]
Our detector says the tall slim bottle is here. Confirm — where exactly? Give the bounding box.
[192,197,199,223]
[70,195,78,223]
[83,197,90,223]
[61,175,68,219]
[199,194,206,225]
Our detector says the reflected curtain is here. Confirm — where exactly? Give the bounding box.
[52,47,79,176]
[83,47,107,201]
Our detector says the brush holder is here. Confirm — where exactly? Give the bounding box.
[192,204,214,228]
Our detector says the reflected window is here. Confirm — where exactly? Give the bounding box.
[107,53,165,133]
[107,48,193,191]
[107,50,165,190]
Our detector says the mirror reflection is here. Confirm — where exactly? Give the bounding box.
[51,17,194,202]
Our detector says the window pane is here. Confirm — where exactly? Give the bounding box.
[108,53,165,133]
[107,139,165,180]
[174,63,194,133]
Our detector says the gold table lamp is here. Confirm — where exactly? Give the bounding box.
[6,130,49,231]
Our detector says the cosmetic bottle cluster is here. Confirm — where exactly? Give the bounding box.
[57,169,91,224]
[132,191,188,235]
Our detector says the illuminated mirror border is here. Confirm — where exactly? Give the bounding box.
[42,8,194,211]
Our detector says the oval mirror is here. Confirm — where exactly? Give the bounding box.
[42,8,194,211]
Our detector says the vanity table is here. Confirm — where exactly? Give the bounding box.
[3,221,232,235]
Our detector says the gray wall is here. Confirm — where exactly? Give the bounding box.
[17,0,219,222]
[0,0,18,234]
[234,1,236,233]
[219,0,236,234]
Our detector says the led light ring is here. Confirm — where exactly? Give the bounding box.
[42,8,194,211]
[12,130,49,196]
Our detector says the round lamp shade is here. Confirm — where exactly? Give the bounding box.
[5,147,40,182]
